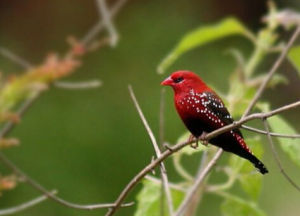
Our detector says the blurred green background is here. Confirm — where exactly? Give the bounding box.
[0,0,300,215]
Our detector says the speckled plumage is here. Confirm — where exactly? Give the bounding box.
[162,70,268,174]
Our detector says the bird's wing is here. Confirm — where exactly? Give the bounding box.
[204,91,243,137]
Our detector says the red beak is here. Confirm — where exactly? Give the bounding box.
[161,76,173,86]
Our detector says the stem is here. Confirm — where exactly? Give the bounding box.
[244,45,265,78]
[173,154,194,182]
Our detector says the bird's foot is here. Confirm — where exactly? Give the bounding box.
[188,134,198,149]
[199,132,208,146]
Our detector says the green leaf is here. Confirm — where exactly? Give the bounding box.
[228,137,263,200]
[288,45,300,76]
[221,193,266,216]
[134,179,185,216]
[268,116,300,167]
[157,17,251,74]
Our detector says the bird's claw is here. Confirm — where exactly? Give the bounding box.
[199,132,208,146]
[188,134,199,149]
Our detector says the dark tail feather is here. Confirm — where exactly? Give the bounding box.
[247,154,268,175]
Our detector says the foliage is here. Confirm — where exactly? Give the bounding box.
[134,179,185,216]
[135,3,300,216]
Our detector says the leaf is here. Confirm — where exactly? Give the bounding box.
[228,137,263,200]
[221,193,266,216]
[134,179,185,216]
[288,45,300,76]
[157,17,251,74]
[268,115,300,167]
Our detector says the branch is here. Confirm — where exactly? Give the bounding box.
[54,80,102,90]
[0,190,57,215]
[0,47,32,69]
[159,88,166,147]
[96,0,119,47]
[105,101,300,216]
[128,85,174,216]
[0,92,41,139]
[145,175,187,192]
[262,119,300,191]
[241,125,300,139]
[174,149,223,216]
[179,150,209,216]
[81,0,127,46]
[242,26,300,117]
[0,152,134,210]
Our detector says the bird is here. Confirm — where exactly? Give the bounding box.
[161,70,268,174]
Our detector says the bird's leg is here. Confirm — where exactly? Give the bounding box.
[199,131,208,146]
[188,134,198,149]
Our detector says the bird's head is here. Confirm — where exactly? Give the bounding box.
[161,70,208,93]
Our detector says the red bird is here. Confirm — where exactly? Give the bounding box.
[161,70,268,174]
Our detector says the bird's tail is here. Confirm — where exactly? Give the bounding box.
[245,153,268,175]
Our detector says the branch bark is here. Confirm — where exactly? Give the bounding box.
[128,85,174,216]
[242,26,300,117]
[0,152,134,210]
[241,125,300,139]
[105,100,300,216]
[262,119,300,191]
[0,190,57,215]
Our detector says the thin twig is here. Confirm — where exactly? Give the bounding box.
[0,152,134,210]
[105,101,300,216]
[0,92,41,139]
[159,88,166,148]
[96,0,119,47]
[0,47,32,69]
[243,26,300,117]
[159,87,166,216]
[262,119,300,191]
[174,149,223,216]
[241,125,300,139]
[128,85,174,216]
[145,175,187,192]
[181,150,209,216]
[54,80,102,90]
[81,0,127,45]
[0,190,57,215]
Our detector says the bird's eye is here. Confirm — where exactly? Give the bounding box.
[174,77,184,83]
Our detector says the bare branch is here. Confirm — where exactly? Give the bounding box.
[159,88,166,148]
[181,150,208,216]
[145,175,187,192]
[243,26,300,117]
[174,149,223,216]
[241,125,300,139]
[96,0,119,47]
[262,119,300,191]
[54,80,102,90]
[81,0,127,46]
[105,101,300,216]
[0,47,32,69]
[0,92,41,139]
[0,190,57,215]
[0,152,134,210]
[159,87,166,216]
[128,85,174,215]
